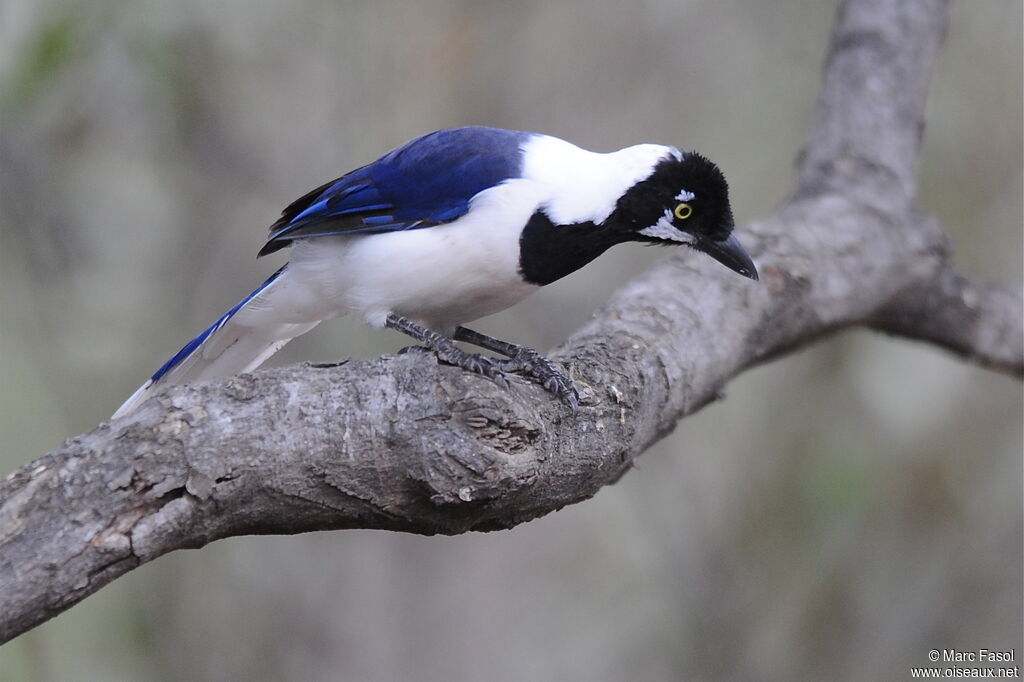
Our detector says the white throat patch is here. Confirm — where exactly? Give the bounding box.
[638,209,696,243]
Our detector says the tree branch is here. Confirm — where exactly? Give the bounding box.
[2,0,1019,643]
[797,0,948,202]
[873,261,1024,377]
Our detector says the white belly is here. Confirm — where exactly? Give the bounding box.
[282,180,544,332]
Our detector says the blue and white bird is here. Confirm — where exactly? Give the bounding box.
[113,126,757,418]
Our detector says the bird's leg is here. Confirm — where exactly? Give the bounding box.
[385,314,510,388]
[454,326,579,411]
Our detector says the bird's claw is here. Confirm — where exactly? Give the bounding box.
[498,348,580,412]
[541,372,579,412]
[433,339,577,411]
[437,347,511,390]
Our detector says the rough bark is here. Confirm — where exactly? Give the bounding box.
[1,0,1020,643]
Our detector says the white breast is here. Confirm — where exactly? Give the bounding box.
[284,179,547,332]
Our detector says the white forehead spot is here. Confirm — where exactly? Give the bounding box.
[675,189,695,202]
[638,210,696,243]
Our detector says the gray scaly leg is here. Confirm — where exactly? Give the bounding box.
[385,314,510,387]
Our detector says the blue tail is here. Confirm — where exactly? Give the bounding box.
[112,266,316,418]
[149,268,283,383]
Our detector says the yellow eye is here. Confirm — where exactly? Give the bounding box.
[673,203,693,220]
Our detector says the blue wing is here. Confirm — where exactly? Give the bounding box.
[258,127,531,257]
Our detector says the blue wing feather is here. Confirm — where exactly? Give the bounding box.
[258,127,530,257]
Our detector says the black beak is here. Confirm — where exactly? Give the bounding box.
[696,233,758,280]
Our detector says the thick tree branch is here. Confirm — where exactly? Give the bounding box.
[1,0,1019,643]
[797,0,947,202]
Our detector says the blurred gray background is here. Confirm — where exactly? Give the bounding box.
[1,1,1020,680]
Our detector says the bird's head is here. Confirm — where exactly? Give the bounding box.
[609,151,757,280]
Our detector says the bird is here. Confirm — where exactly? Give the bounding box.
[112,126,757,418]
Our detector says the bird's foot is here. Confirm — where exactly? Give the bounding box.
[386,315,510,389]
[451,325,579,411]
[434,345,512,389]
[386,315,578,410]
[496,347,579,412]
